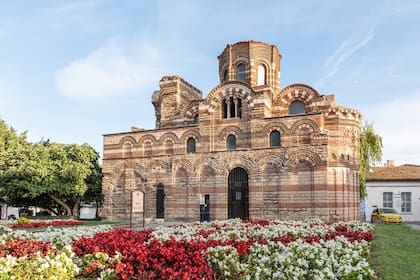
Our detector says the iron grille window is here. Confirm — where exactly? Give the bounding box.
[401,192,411,213]
[383,192,393,208]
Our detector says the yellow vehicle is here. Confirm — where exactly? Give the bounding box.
[371,207,403,224]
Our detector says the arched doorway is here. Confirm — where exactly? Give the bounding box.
[156,184,165,218]
[228,167,249,219]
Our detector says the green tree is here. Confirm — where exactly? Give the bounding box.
[0,119,42,205]
[359,121,383,197]
[38,142,99,218]
[0,118,101,218]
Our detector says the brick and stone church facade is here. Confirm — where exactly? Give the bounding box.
[102,41,361,222]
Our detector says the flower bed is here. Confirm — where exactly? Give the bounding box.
[10,219,84,229]
[2,224,113,249]
[0,219,377,279]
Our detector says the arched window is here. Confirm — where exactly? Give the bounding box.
[227,135,236,150]
[229,97,236,117]
[223,69,228,82]
[165,140,173,155]
[156,184,165,218]
[237,64,246,82]
[123,141,133,158]
[222,99,228,119]
[222,97,242,119]
[270,131,281,147]
[300,127,311,144]
[187,138,196,153]
[257,64,266,86]
[144,142,152,156]
[193,114,199,124]
[289,101,306,115]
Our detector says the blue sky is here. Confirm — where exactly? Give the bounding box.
[1,0,419,166]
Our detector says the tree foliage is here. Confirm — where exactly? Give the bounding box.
[0,119,38,204]
[0,118,101,218]
[359,121,383,198]
[82,158,103,218]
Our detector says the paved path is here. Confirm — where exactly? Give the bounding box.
[409,224,420,230]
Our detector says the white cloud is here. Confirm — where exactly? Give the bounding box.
[55,39,166,100]
[316,24,376,88]
[363,92,420,166]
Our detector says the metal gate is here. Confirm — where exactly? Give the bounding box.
[156,184,165,218]
[228,167,249,219]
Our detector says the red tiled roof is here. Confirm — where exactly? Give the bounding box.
[367,164,420,181]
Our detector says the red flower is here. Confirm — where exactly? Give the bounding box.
[10,220,84,229]
[0,239,53,258]
[70,220,374,279]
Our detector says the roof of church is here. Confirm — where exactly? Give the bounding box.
[367,164,420,181]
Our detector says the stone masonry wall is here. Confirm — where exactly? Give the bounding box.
[102,41,361,223]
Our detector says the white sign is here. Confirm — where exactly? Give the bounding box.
[132,191,144,213]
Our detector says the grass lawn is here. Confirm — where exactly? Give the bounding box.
[79,220,120,226]
[370,224,420,280]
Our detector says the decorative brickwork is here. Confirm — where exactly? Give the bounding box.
[102,41,361,222]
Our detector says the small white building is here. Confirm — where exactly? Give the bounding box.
[79,202,97,219]
[0,204,19,220]
[365,160,420,222]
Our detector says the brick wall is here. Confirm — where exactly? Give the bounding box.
[102,41,361,222]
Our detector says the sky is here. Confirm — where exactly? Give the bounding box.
[0,0,420,166]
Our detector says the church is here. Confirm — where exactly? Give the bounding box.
[101,41,361,222]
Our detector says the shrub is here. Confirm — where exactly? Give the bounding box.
[16,217,31,224]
